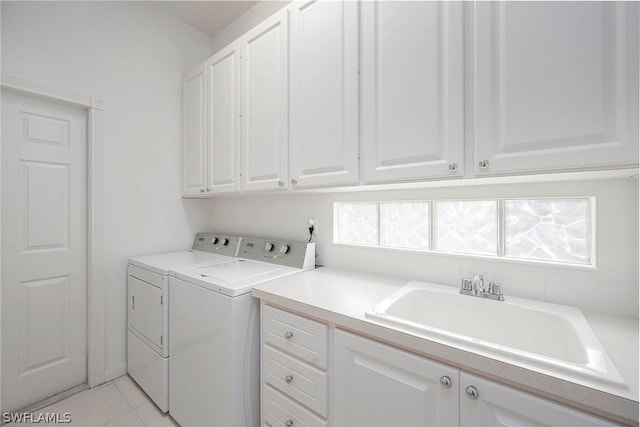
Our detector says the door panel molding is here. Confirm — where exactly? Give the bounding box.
[1,73,106,390]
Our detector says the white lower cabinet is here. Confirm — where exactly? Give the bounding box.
[460,373,617,427]
[261,307,619,427]
[333,329,459,427]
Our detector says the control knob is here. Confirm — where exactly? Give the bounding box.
[211,237,219,245]
[279,244,289,254]
[221,238,229,246]
[264,242,274,252]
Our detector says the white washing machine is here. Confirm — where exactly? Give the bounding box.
[126,233,241,412]
[169,237,315,427]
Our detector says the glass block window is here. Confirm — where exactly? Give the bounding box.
[380,202,430,250]
[335,202,379,246]
[434,201,498,256]
[505,199,590,264]
[334,197,594,266]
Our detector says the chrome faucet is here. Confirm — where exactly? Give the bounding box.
[460,274,504,301]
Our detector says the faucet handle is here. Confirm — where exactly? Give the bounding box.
[488,282,503,297]
[460,278,473,292]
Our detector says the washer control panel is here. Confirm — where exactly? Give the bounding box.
[192,233,242,257]
[238,237,315,269]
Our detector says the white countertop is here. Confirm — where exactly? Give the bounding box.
[252,267,639,425]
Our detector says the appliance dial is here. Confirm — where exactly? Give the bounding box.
[222,238,229,246]
[211,237,219,245]
[279,244,289,254]
[264,243,274,252]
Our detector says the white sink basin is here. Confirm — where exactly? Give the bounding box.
[366,281,626,388]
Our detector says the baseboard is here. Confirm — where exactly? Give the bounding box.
[104,363,127,383]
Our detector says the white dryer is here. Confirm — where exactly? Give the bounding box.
[168,237,315,427]
[126,233,240,412]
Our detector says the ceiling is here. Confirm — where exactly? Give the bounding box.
[151,1,259,37]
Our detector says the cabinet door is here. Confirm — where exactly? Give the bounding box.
[240,9,290,192]
[474,2,639,175]
[362,1,464,183]
[289,0,359,189]
[460,372,617,427]
[182,64,207,196]
[333,329,459,427]
[206,43,241,193]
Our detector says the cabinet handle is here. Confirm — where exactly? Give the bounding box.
[284,331,293,339]
[199,188,205,193]
[465,385,479,400]
[291,178,298,185]
[478,160,489,169]
[285,374,294,384]
[278,180,284,187]
[132,295,135,311]
[285,420,293,427]
[439,375,452,389]
[448,163,458,173]
[206,187,210,192]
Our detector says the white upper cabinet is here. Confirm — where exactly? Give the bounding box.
[206,42,241,193]
[289,0,359,189]
[362,1,464,183]
[473,1,639,176]
[182,65,207,196]
[239,9,290,192]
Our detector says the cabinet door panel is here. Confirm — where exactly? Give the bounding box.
[241,9,290,192]
[290,0,359,188]
[460,372,617,427]
[362,1,464,183]
[207,43,240,193]
[182,65,207,196]
[474,2,639,175]
[333,329,459,427]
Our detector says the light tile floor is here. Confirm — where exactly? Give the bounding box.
[12,375,177,426]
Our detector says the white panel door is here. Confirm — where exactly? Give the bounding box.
[182,64,207,196]
[1,89,87,412]
[474,2,639,175]
[240,8,290,192]
[333,330,459,427]
[362,1,464,183]
[290,0,359,189]
[460,373,617,426]
[207,43,241,194]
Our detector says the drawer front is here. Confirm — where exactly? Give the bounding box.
[263,305,328,369]
[263,385,328,427]
[263,345,328,417]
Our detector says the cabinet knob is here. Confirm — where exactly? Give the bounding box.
[278,180,284,187]
[465,385,479,400]
[199,188,205,193]
[478,159,489,169]
[285,420,294,427]
[284,331,294,339]
[439,375,452,389]
[285,374,294,384]
[448,163,458,173]
[291,178,298,185]
[205,187,210,192]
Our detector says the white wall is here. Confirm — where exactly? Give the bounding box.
[202,177,639,319]
[1,1,214,380]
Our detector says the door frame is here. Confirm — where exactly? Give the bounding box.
[0,73,106,389]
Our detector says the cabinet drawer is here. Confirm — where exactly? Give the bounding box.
[263,305,328,369]
[263,345,328,417]
[263,385,328,427]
